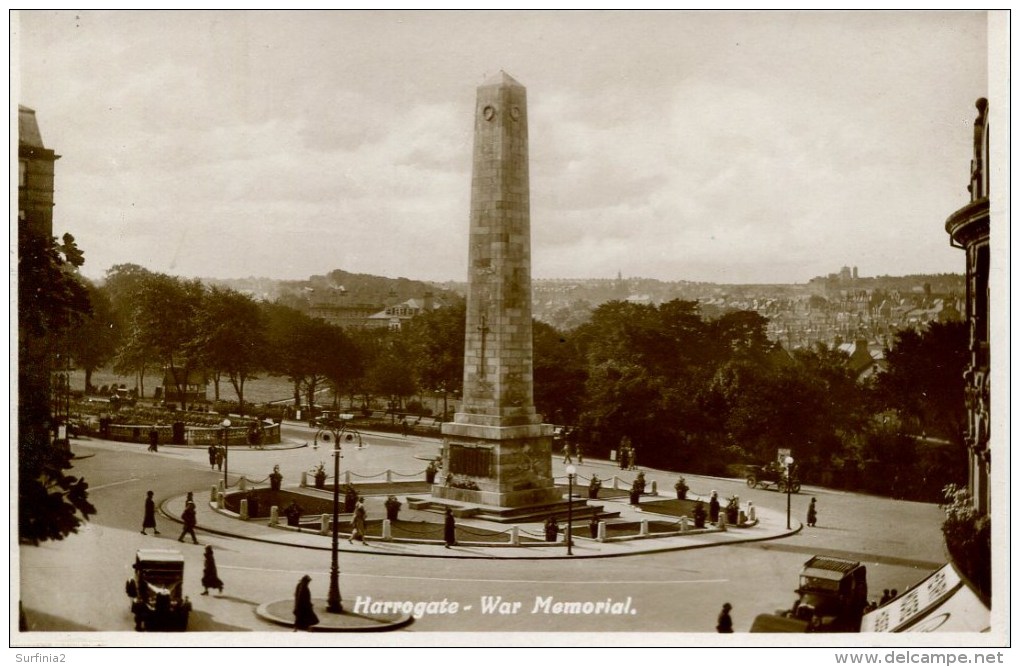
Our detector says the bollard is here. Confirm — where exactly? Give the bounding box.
[386,470,392,483]
[239,478,247,492]
[382,519,392,541]
[640,519,649,536]
[217,492,224,510]
[597,521,606,542]
[680,516,689,532]
[718,511,727,531]
[300,471,307,487]
[345,471,351,485]
[210,485,217,502]
[218,479,225,493]
[270,505,279,527]
[240,498,249,521]
[320,514,330,535]
[511,526,520,546]
[738,510,747,525]
[613,476,619,490]
[748,504,757,523]
[651,480,657,495]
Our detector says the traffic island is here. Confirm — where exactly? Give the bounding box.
[255,598,412,632]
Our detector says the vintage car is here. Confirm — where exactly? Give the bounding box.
[125,549,191,631]
[751,555,869,632]
[745,461,802,493]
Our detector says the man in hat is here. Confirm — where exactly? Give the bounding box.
[716,602,734,633]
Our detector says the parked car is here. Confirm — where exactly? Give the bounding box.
[751,556,868,632]
[125,549,191,631]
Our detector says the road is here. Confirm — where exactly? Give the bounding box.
[17,429,946,637]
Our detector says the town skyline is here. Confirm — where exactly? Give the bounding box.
[15,11,989,285]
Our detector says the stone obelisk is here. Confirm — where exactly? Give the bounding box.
[435,72,560,508]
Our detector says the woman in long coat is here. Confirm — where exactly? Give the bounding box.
[293,575,319,631]
[443,508,456,548]
[201,546,224,595]
[349,498,367,543]
[807,498,818,527]
[141,490,159,535]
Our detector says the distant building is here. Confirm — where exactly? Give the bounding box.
[161,369,209,405]
[945,98,990,515]
[18,105,59,239]
[18,105,61,450]
[366,292,439,330]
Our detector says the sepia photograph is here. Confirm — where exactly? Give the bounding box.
[11,9,1008,659]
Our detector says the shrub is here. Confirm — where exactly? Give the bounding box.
[940,484,991,602]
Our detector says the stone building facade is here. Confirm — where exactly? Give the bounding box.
[945,98,990,514]
[18,105,59,239]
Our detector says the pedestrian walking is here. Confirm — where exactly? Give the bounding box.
[562,439,572,464]
[716,602,734,633]
[201,546,223,595]
[709,491,721,524]
[807,497,818,527]
[178,500,199,544]
[148,426,159,452]
[293,575,319,631]
[215,447,224,472]
[349,497,367,544]
[443,508,456,548]
[207,444,217,470]
[401,418,409,437]
[141,490,160,535]
[576,443,584,465]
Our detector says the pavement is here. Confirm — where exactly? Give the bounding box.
[81,421,804,631]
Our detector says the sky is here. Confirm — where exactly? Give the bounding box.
[14,10,992,285]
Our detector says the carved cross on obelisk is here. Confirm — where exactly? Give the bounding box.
[477,315,490,379]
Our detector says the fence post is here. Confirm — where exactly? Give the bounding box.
[270,505,279,527]
[239,478,247,492]
[240,499,249,521]
[680,516,688,532]
[650,480,658,495]
[597,521,606,542]
[386,470,392,483]
[345,471,351,485]
[511,526,519,546]
[218,479,225,493]
[217,492,224,510]
[320,514,329,535]
[382,519,392,541]
[747,503,756,523]
[613,476,619,490]
[210,485,217,503]
[300,471,307,487]
[640,519,648,536]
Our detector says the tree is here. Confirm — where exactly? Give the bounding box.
[67,280,118,393]
[127,273,206,409]
[405,299,465,420]
[877,321,968,444]
[532,320,586,426]
[18,232,96,544]
[104,264,156,396]
[198,287,269,416]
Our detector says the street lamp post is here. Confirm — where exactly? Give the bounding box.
[565,464,576,556]
[221,418,232,486]
[317,414,356,614]
[784,455,795,530]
